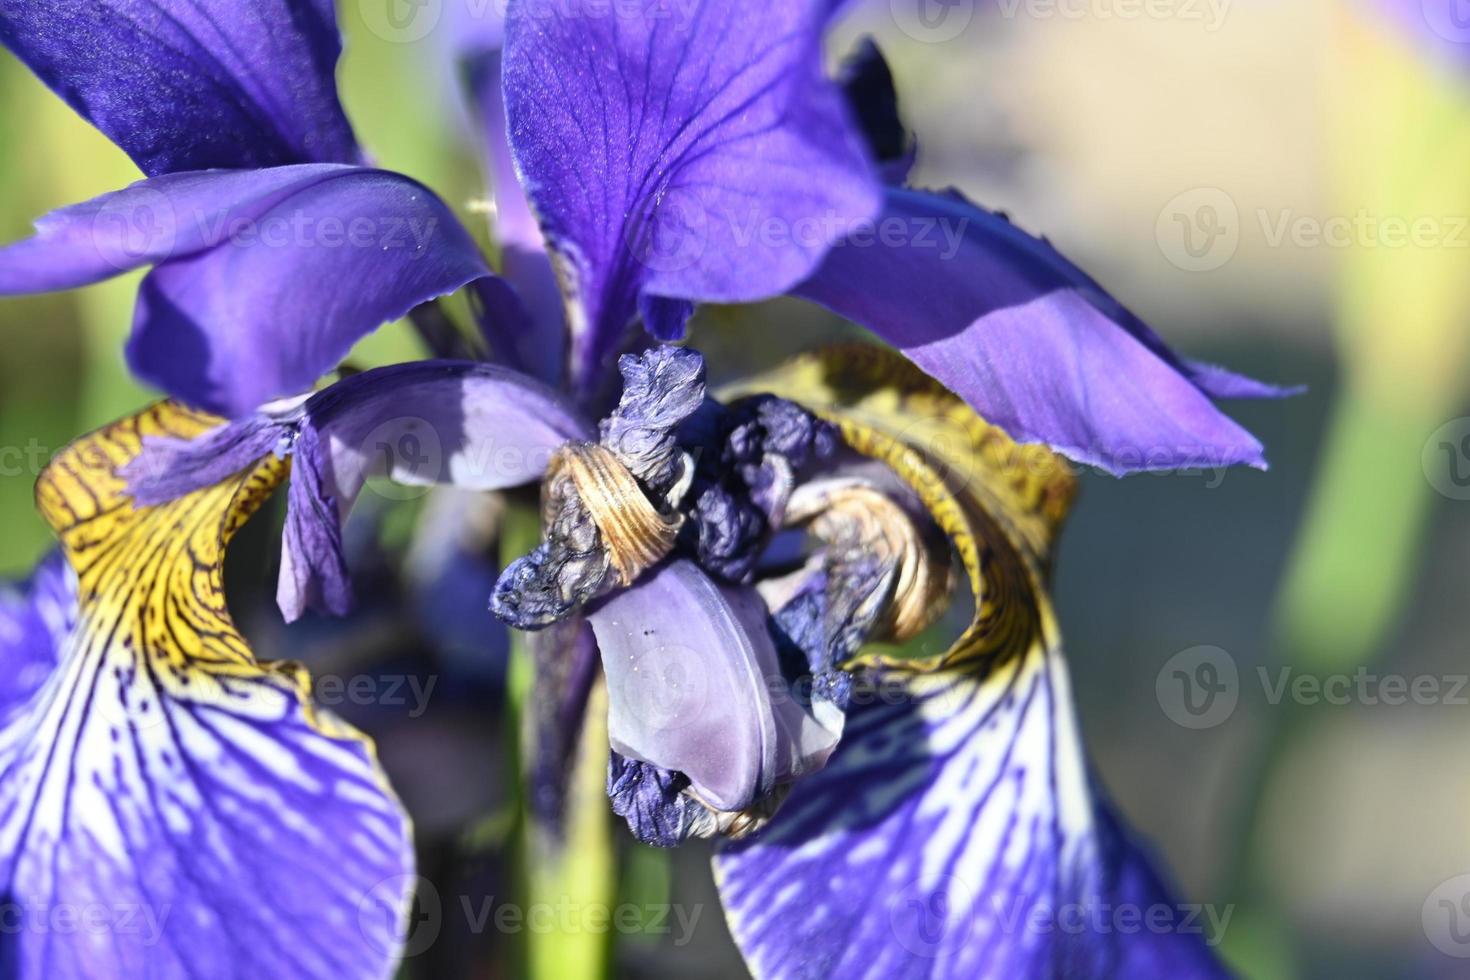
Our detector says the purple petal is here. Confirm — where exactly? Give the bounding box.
[588,560,841,813]
[795,187,1288,474]
[463,49,567,384]
[0,0,357,175]
[716,644,1228,979]
[280,360,591,620]
[0,552,75,727]
[0,165,493,416]
[10,403,414,978]
[502,0,881,385]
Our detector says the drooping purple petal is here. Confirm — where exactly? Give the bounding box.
[0,552,75,727]
[588,560,841,813]
[280,360,591,620]
[7,402,414,978]
[502,0,881,386]
[795,187,1291,474]
[0,165,493,416]
[0,0,358,175]
[121,414,290,505]
[715,643,1229,979]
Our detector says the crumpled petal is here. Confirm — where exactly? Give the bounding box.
[502,0,881,384]
[0,165,493,416]
[588,560,841,813]
[2,402,414,978]
[0,552,75,727]
[0,0,358,175]
[795,187,1292,474]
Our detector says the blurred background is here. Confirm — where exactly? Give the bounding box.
[1,1,1468,977]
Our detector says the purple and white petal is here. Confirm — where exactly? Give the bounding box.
[3,404,414,979]
[0,0,358,175]
[715,645,1228,979]
[0,552,75,727]
[279,360,591,620]
[588,560,841,813]
[0,165,493,416]
[795,187,1291,474]
[502,0,881,384]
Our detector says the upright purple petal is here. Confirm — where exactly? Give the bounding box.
[795,187,1289,474]
[588,560,841,813]
[716,648,1229,979]
[502,0,881,385]
[463,49,567,384]
[279,360,591,620]
[0,0,358,175]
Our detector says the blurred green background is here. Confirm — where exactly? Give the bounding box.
[2,2,1468,978]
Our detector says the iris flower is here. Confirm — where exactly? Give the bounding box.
[0,0,1290,976]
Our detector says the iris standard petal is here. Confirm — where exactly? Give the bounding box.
[0,552,75,727]
[794,187,1285,474]
[463,48,566,384]
[502,0,881,384]
[0,0,358,175]
[0,165,493,416]
[0,403,414,978]
[588,560,841,813]
[279,360,592,619]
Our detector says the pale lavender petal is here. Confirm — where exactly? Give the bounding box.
[279,360,591,620]
[716,645,1228,979]
[796,187,1288,474]
[588,560,841,813]
[0,0,358,175]
[503,0,881,385]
